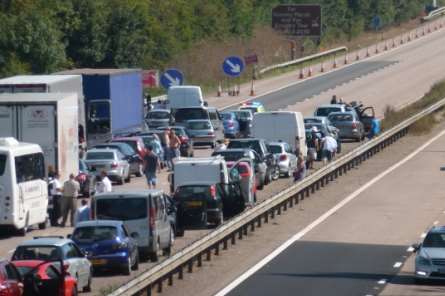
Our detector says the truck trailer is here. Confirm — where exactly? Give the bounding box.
[56,68,144,147]
[0,93,79,181]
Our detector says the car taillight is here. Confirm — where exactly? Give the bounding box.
[210,185,217,200]
[111,162,118,168]
[279,154,287,161]
[352,122,357,129]
[149,207,156,229]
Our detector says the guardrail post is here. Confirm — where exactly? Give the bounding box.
[178,266,184,280]
[320,178,325,187]
[289,197,294,208]
[145,285,152,296]
[223,239,228,250]
[238,229,243,239]
[264,212,269,223]
[231,233,236,244]
[250,221,255,232]
[311,184,315,193]
[188,260,193,273]
[198,253,203,266]
[157,281,163,293]
[271,208,276,219]
[168,273,173,286]
[215,243,220,256]
[277,205,282,215]
[305,188,310,198]
[243,225,248,235]
[257,216,262,227]
[283,202,287,212]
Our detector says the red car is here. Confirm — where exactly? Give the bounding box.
[111,137,146,158]
[13,260,76,296]
[0,259,23,296]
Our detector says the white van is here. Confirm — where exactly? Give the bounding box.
[167,85,204,110]
[91,190,173,262]
[0,138,48,235]
[251,111,307,157]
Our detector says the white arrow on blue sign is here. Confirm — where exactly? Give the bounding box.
[160,68,184,89]
[222,56,245,77]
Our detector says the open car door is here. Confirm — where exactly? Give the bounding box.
[360,107,375,132]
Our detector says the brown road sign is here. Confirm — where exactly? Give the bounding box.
[244,54,258,65]
[272,4,321,37]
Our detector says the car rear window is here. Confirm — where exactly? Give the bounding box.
[221,113,233,120]
[228,141,261,154]
[0,154,6,176]
[15,266,33,277]
[423,233,445,248]
[268,145,283,154]
[96,198,147,220]
[72,226,118,243]
[304,118,321,124]
[209,111,218,120]
[13,246,60,261]
[212,151,245,161]
[86,152,114,160]
[176,186,210,199]
[147,111,170,119]
[188,121,212,130]
[329,114,353,122]
[174,108,209,122]
[315,107,341,117]
[234,111,252,120]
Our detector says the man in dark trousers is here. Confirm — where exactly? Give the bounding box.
[143,145,161,189]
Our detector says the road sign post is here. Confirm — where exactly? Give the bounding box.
[160,69,184,89]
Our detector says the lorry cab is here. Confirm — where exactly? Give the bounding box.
[252,111,307,157]
[0,138,48,236]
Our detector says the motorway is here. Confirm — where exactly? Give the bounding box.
[1,20,445,296]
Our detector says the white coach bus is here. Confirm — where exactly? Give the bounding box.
[0,137,48,235]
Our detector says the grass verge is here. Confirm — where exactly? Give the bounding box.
[381,80,445,134]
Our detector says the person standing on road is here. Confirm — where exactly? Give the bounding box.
[321,134,337,165]
[143,145,161,189]
[48,172,62,226]
[162,129,172,170]
[61,174,80,227]
[307,127,321,168]
[99,171,112,192]
[169,129,181,166]
[293,154,306,182]
[74,199,90,226]
[330,94,338,104]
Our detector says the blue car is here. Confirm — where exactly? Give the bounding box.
[71,220,139,275]
[221,112,240,138]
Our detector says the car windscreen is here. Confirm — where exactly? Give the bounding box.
[72,226,118,243]
[96,198,147,220]
[228,141,261,154]
[268,145,283,154]
[0,154,6,176]
[315,107,341,117]
[95,144,134,156]
[221,113,233,120]
[86,152,114,160]
[174,108,209,122]
[328,114,353,122]
[13,246,60,261]
[423,233,445,248]
[188,121,212,130]
[212,151,245,161]
[147,112,169,119]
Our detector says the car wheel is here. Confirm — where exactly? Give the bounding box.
[122,257,132,275]
[135,164,143,177]
[272,167,280,180]
[117,177,124,185]
[132,252,139,271]
[163,231,174,256]
[149,240,160,262]
[38,217,48,230]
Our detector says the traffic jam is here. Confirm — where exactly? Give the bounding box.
[0,71,381,295]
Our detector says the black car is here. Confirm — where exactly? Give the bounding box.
[227,138,279,185]
[93,142,143,177]
[156,126,194,157]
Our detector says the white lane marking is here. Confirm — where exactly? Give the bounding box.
[393,262,402,268]
[407,246,415,252]
[378,279,387,285]
[420,233,427,238]
[214,128,445,296]
[434,220,440,225]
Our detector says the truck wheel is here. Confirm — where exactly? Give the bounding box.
[38,218,48,230]
[117,178,124,185]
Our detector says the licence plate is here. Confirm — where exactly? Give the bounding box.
[91,259,107,265]
[186,201,203,207]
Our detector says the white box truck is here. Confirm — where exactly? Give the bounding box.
[0,93,79,181]
[0,138,48,235]
[252,111,307,157]
[0,75,85,146]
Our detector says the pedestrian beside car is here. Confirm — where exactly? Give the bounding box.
[162,129,172,170]
[74,199,90,226]
[293,155,306,182]
[215,139,227,151]
[100,171,112,192]
[48,172,62,226]
[143,145,161,189]
[321,134,337,165]
[307,127,321,169]
[61,173,80,227]
[330,94,338,104]
[169,129,181,165]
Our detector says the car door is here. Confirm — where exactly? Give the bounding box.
[63,243,88,289]
[4,263,22,296]
[121,225,137,262]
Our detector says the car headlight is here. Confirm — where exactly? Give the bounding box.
[416,255,431,266]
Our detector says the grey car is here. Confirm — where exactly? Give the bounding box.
[186,119,216,148]
[268,142,298,178]
[93,142,143,177]
[414,226,445,282]
[328,111,365,142]
[12,237,93,292]
[145,109,173,129]
[85,148,131,184]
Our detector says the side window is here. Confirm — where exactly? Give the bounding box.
[121,225,129,237]
[63,244,80,259]
[5,263,20,281]
[45,265,59,279]
[158,197,166,217]
[15,153,45,183]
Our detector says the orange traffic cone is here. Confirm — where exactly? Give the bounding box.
[333,59,337,68]
[321,62,325,72]
[344,55,348,65]
[299,68,304,79]
[308,67,313,77]
[250,81,255,96]
[217,83,222,97]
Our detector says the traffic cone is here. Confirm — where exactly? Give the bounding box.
[356,52,360,61]
[344,54,348,65]
[384,42,389,51]
[321,62,325,72]
[333,58,337,68]
[217,83,222,97]
[250,81,255,96]
[299,68,304,79]
[366,48,370,57]
[308,66,313,77]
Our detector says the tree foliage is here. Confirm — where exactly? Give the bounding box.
[0,0,432,77]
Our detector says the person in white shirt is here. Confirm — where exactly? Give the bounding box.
[96,171,112,193]
[74,199,90,226]
[321,134,338,165]
[48,172,62,226]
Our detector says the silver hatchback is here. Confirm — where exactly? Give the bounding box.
[186,119,216,148]
[85,148,130,185]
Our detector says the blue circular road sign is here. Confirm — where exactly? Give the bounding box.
[160,68,184,89]
[222,56,245,77]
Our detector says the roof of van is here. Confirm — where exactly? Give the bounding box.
[169,85,200,90]
[0,138,42,154]
[0,75,81,84]
[94,189,164,198]
[55,68,141,75]
[0,92,77,103]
